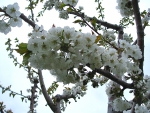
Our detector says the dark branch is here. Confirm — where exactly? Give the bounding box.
[131,0,144,76]
[20,13,35,28]
[60,94,75,100]
[95,68,134,89]
[0,8,36,28]
[69,12,122,31]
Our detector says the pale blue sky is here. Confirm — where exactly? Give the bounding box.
[0,0,150,113]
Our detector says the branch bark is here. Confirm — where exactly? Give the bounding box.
[95,68,134,89]
[131,0,144,76]
[131,0,145,107]
[20,14,36,28]
[69,12,122,31]
[0,8,36,28]
[38,69,56,112]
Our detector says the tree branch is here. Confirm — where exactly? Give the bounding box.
[59,94,76,100]
[95,68,134,89]
[131,0,144,76]
[0,8,36,28]
[20,13,35,28]
[130,102,135,113]
[69,12,122,31]
[38,69,56,112]
[30,78,39,112]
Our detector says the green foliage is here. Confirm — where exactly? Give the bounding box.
[47,82,59,95]
[0,84,28,103]
[119,16,134,28]
[59,2,66,9]
[0,102,13,113]
[15,42,32,65]
[25,0,44,10]
[141,10,150,27]
[73,19,83,23]
[15,43,28,55]
[90,17,97,30]
[5,38,22,67]
[95,0,105,20]
[5,38,33,71]
[141,10,147,17]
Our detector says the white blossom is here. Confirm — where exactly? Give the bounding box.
[0,20,11,34]
[59,10,69,19]
[112,98,132,111]
[62,0,78,7]
[134,104,149,113]
[9,17,22,27]
[6,2,21,17]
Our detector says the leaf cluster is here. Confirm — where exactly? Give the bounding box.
[47,82,59,95]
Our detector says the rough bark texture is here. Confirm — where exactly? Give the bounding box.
[132,0,144,106]
[132,0,144,76]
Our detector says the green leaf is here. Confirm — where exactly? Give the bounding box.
[73,19,83,23]
[22,51,31,65]
[9,93,12,97]
[20,90,22,95]
[14,63,17,66]
[67,7,73,12]
[14,49,28,55]
[14,43,28,55]
[12,94,15,98]
[18,43,27,49]
[59,3,66,9]
[19,64,22,68]
[21,97,24,102]
[2,89,5,94]
[90,18,97,29]
[95,35,102,43]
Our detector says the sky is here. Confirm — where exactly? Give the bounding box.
[0,0,150,113]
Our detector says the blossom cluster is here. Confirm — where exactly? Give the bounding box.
[44,0,79,19]
[27,25,142,85]
[123,104,149,113]
[142,8,150,24]
[62,0,78,7]
[0,3,22,34]
[103,30,116,42]
[1,1,149,113]
[116,0,134,17]
[60,79,86,110]
[112,98,132,112]
[44,0,78,9]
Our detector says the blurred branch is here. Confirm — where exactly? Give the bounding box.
[29,78,39,112]
[0,102,13,113]
[130,102,135,113]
